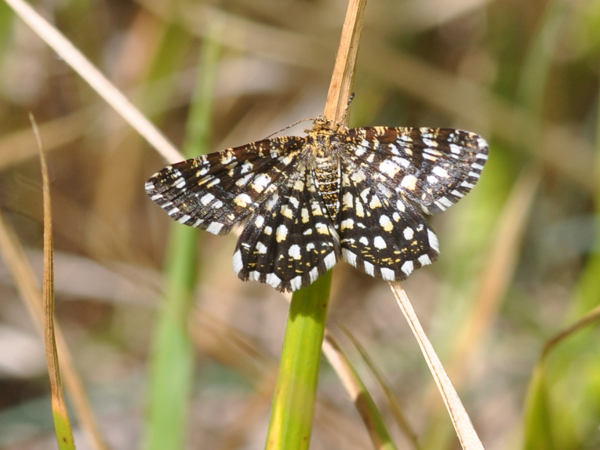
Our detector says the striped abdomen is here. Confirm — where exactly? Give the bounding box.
[314,154,341,222]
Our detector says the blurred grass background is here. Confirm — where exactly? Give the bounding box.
[0,0,599,449]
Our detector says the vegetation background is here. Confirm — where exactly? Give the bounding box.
[0,0,599,449]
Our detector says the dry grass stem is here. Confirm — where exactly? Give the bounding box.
[323,0,367,121]
[4,0,182,164]
[542,303,600,361]
[33,114,76,448]
[0,212,109,450]
[338,325,421,449]
[390,282,485,450]
[138,0,593,191]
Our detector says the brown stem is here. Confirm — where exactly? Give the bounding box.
[323,0,367,124]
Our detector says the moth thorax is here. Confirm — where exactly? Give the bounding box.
[314,156,341,221]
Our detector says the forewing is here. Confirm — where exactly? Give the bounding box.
[344,127,488,214]
[233,167,340,292]
[338,162,440,281]
[145,137,305,235]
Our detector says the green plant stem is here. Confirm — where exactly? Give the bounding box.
[266,271,332,450]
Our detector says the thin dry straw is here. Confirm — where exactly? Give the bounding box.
[0,209,109,450]
[4,0,182,164]
[390,282,485,450]
[33,114,76,449]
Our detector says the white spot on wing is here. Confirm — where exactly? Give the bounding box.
[401,174,418,190]
[232,250,243,274]
[428,229,440,253]
[236,174,252,186]
[432,166,449,177]
[355,146,367,157]
[290,276,303,291]
[369,196,382,209]
[249,271,260,281]
[379,160,401,177]
[355,200,365,217]
[351,170,367,183]
[450,144,462,154]
[201,193,215,205]
[301,208,309,223]
[240,161,253,174]
[342,249,357,267]
[315,223,329,235]
[206,178,220,187]
[276,225,288,242]
[266,273,281,288]
[178,215,191,224]
[342,192,353,208]
[439,197,453,208]
[381,268,395,281]
[324,252,336,270]
[379,215,393,231]
[309,267,319,283]
[252,174,271,192]
[234,193,252,207]
[363,261,375,276]
[374,236,387,249]
[207,222,224,234]
[281,204,293,219]
[401,261,414,276]
[418,254,432,266]
[396,157,410,168]
[288,244,301,259]
[341,219,354,230]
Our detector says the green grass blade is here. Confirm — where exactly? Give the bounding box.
[523,365,555,450]
[329,328,401,450]
[144,224,198,450]
[0,1,15,56]
[144,25,221,450]
[265,271,332,450]
[520,5,600,449]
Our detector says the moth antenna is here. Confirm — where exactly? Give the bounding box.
[340,93,355,124]
[263,118,315,139]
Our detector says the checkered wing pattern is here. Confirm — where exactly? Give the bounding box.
[233,167,340,292]
[145,137,306,236]
[336,126,488,280]
[345,127,489,215]
[338,166,439,281]
[146,118,489,292]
